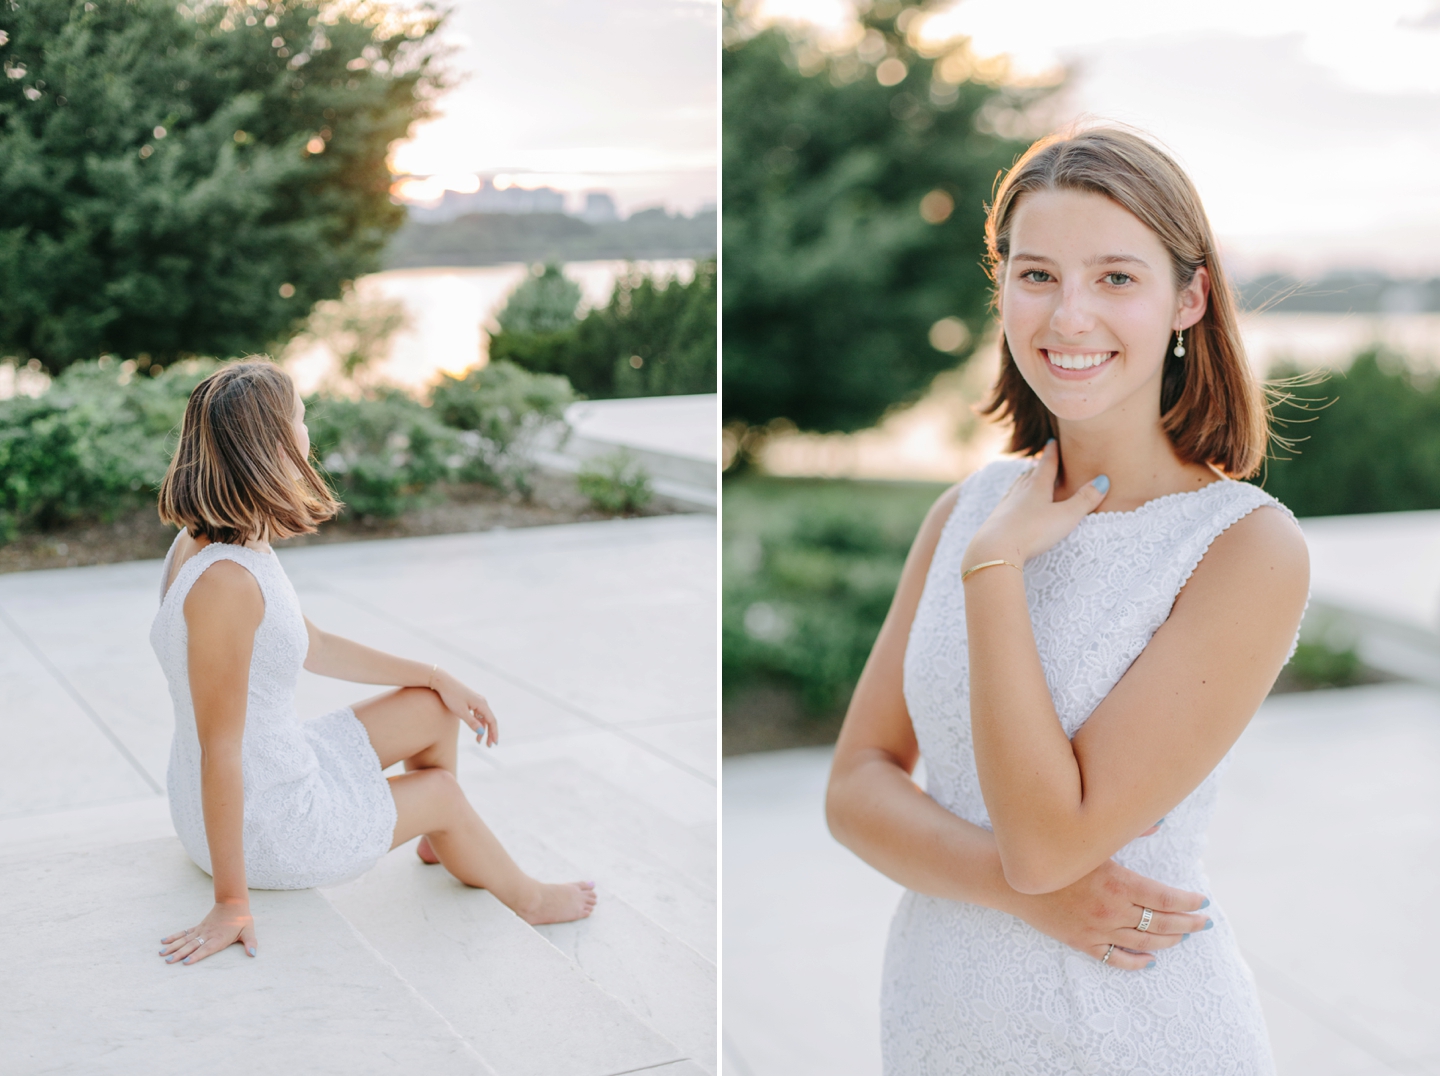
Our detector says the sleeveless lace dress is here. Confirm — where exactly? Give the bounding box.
[149,534,398,890]
[883,458,1299,1075]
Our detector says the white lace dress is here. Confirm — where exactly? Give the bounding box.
[883,458,1296,1075]
[149,535,398,890]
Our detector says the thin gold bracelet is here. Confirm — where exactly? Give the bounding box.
[961,559,1023,582]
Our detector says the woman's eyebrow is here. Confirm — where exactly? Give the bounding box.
[1010,252,1151,268]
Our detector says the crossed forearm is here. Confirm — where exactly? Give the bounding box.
[964,568,1092,894]
[827,750,1024,917]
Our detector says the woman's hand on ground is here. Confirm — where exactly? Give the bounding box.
[1009,857,1211,971]
[431,669,499,746]
[160,899,256,965]
[963,440,1108,572]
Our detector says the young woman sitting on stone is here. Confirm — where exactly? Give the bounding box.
[154,360,595,967]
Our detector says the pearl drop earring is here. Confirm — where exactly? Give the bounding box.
[1173,329,1186,358]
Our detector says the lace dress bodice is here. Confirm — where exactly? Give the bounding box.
[149,535,396,890]
[881,458,1296,1075]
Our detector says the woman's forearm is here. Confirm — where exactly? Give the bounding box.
[304,625,435,688]
[826,749,1024,916]
[200,744,249,902]
[964,567,1090,892]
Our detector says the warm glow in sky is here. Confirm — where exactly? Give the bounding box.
[389,0,718,216]
[747,0,1440,274]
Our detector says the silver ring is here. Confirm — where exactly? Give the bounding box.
[1101,943,1115,964]
[1136,908,1154,933]
[194,938,205,948]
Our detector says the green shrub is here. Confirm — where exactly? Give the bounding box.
[576,451,654,513]
[723,476,947,716]
[305,389,465,519]
[495,264,583,335]
[429,360,575,494]
[1283,641,1364,690]
[491,261,716,399]
[1260,350,1440,515]
[0,358,215,540]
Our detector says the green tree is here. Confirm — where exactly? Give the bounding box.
[491,260,717,398]
[0,0,446,373]
[722,2,1054,437]
[495,263,583,335]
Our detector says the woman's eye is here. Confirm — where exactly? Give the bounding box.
[1020,270,1052,283]
[1105,272,1132,286]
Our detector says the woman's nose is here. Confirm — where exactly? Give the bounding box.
[1050,286,1097,336]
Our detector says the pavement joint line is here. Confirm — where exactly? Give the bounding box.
[721,1030,758,1076]
[0,601,163,795]
[597,1057,691,1076]
[321,586,717,788]
[1244,948,1413,1072]
[0,789,162,825]
[319,887,501,1076]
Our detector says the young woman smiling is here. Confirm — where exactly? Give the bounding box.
[826,128,1308,1073]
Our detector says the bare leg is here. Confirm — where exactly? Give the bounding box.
[352,687,596,924]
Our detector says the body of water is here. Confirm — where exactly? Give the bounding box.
[285,259,695,395]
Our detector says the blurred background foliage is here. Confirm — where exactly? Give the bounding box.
[1260,350,1440,517]
[0,0,446,374]
[492,260,717,399]
[722,0,1056,446]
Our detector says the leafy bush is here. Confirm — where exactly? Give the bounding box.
[491,261,716,399]
[0,358,215,539]
[430,360,574,494]
[0,355,580,540]
[495,264,583,335]
[576,451,654,513]
[723,476,947,716]
[1259,350,1440,516]
[305,389,468,519]
[1283,641,1364,690]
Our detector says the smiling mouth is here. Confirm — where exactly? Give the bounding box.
[1043,349,1116,371]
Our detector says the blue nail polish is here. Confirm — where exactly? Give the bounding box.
[1203,919,1214,931]
[1146,960,1156,969]
[1156,817,1166,826]
[1181,934,1190,941]
[1093,475,1110,494]
[1199,898,1210,910]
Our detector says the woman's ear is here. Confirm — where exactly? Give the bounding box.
[1175,265,1210,331]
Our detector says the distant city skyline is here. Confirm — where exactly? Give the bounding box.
[389,0,717,218]
[746,0,1440,275]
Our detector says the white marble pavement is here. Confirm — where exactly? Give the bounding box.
[723,683,1440,1076]
[0,515,717,1076]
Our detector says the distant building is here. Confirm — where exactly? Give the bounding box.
[408,178,567,222]
[580,192,618,223]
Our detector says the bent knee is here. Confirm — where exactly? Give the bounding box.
[397,685,457,721]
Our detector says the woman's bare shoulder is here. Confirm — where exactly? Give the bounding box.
[184,556,264,627]
[1181,503,1309,610]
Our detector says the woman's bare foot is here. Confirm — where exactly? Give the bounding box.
[517,881,598,925]
[416,835,441,865]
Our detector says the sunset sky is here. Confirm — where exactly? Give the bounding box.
[390,0,718,216]
[747,0,1440,275]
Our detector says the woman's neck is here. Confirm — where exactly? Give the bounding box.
[1051,411,1218,513]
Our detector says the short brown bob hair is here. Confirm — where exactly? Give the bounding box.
[159,360,340,545]
[981,126,1266,478]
